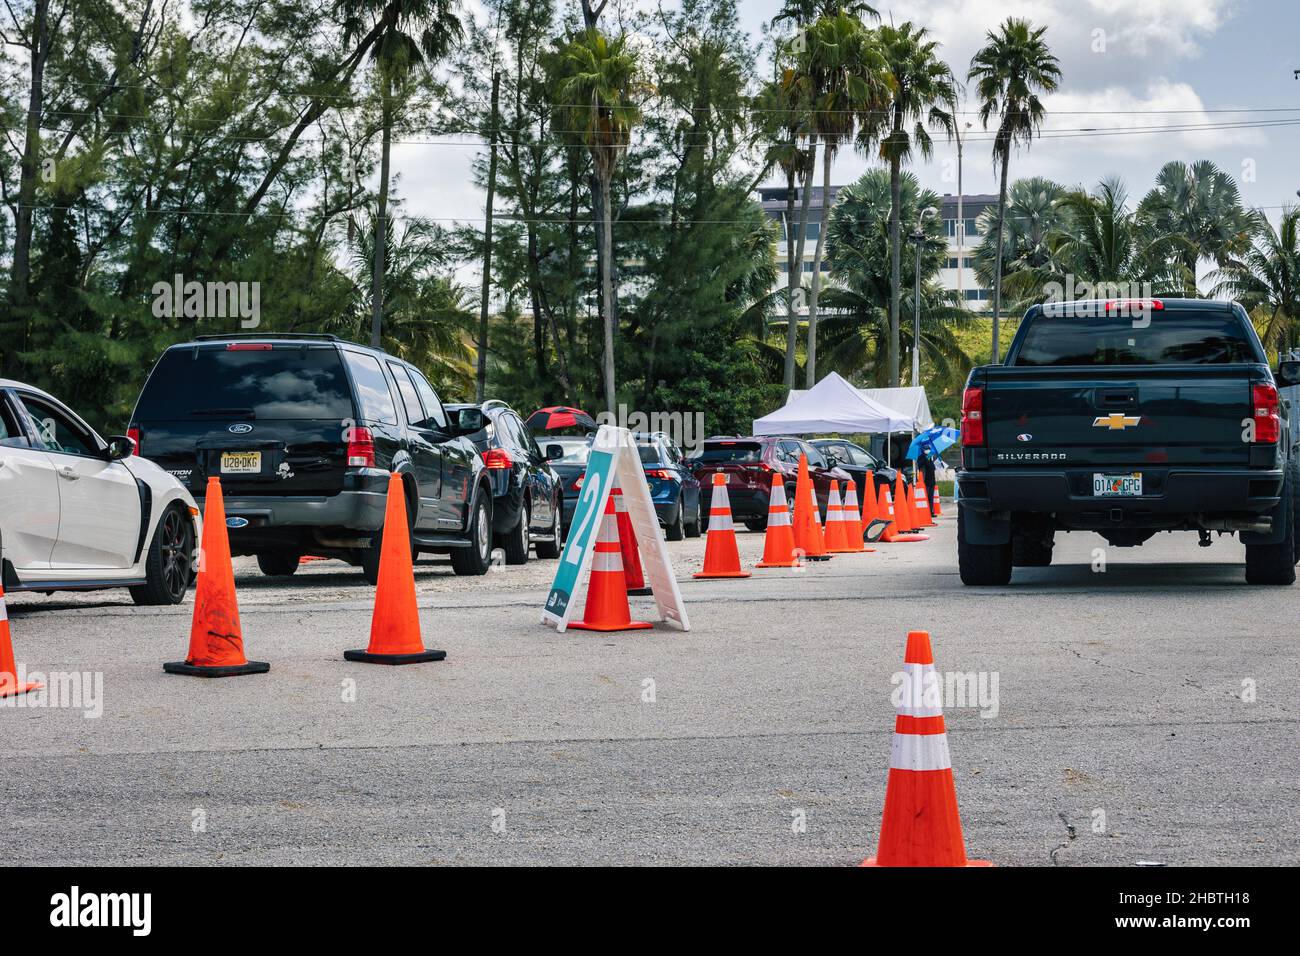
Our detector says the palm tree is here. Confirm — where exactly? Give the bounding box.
[549,28,643,415]
[972,175,1067,313]
[821,168,973,389]
[968,17,1061,361]
[342,0,463,348]
[1210,206,1300,352]
[771,0,878,30]
[1137,159,1262,278]
[864,21,958,387]
[790,10,887,386]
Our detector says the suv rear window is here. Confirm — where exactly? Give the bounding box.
[1014,311,1257,366]
[698,442,762,463]
[135,345,353,420]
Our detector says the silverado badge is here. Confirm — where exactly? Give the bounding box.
[1092,413,1141,431]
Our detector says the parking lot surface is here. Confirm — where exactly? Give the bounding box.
[3,519,1296,866]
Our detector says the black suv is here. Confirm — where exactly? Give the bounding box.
[444,400,564,564]
[128,334,496,582]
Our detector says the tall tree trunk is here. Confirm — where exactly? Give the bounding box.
[991,149,1011,364]
[782,166,798,391]
[6,0,51,375]
[371,74,393,349]
[806,144,833,386]
[476,70,501,402]
[888,157,902,388]
[596,174,616,415]
[786,137,816,390]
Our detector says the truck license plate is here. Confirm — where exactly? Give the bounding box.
[1093,472,1142,497]
[221,451,262,474]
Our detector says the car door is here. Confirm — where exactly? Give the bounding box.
[0,391,61,571]
[666,438,698,513]
[387,363,442,531]
[16,391,142,571]
[503,413,546,532]
[407,369,473,530]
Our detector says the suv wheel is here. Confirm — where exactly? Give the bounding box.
[130,504,194,606]
[503,501,531,565]
[957,503,1013,586]
[743,518,768,533]
[257,552,300,576]
[665,496,685,541]
[685,496,703,538]
[1011,518,1055,567]
[1245,475,1296,585]
[535,500,563,559]
[451,493,492,576]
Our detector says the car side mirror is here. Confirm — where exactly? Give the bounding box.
[1276,360,1300,389]
[544,443,564,461]
[104,435,136,460]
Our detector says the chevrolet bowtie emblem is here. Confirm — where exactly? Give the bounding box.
[1093,413,1141,430]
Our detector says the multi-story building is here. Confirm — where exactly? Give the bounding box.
[757,185,996,315]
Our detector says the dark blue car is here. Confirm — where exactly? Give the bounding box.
[635,431,701,540]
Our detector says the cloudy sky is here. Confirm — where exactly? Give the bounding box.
[396,0,1299,278]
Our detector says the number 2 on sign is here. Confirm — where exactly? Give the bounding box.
[565,472,602,566]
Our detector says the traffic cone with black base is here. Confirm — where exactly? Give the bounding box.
[861,630,991,867]
[0,583,41,698]
[344,473,446,664]
[613,486,651,595]
[755,475,799,568]
[165,477,270,677]
[570,496,653,632]
[695,473,750,578]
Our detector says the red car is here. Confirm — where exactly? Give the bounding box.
[689,436,854,531]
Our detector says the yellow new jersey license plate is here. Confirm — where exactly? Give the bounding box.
[221,451,262,474]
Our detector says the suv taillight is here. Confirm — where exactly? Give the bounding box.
[347,426,375,467]
[646,468,674,480]
[1252,382,1280,444]
[483,448,513,469]
[126,427,141,456]
[961,387,985,446]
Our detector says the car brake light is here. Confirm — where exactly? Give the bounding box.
[1103,298,1164,314]
[225,342,274,350]
[646,468,674,480]
[347,426,375,467]
[572,475,584,490]
[1251,382,1279,443]
[961,387,985,446]
[126,427,141,456]
[483,448,513,469]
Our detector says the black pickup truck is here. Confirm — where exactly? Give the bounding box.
[957,298,1300,586]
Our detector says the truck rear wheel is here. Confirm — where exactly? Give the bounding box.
[958,504,1012,586]
[1245,477,1296,585]
[1012,518,1055,567]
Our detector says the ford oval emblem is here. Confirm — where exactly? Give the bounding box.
[1016,433,1032,442]
[226,516,249,529]
[228,423,254,434]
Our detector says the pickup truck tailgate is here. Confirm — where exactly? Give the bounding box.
[984,366,1251,467]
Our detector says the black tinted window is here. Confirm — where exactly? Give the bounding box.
[341,352,398,425]
[408,370,448,430]
[0,398,27,447]
[387,364,424,426]
[699,442,762,463]
[1015,311,1257,366]
[135,346,353,420]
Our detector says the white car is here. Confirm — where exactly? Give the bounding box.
[0,379,201,605]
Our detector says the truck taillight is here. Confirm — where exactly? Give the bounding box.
[347,426,375,467]
[961,387,985,446]
[126,427,141,456]
[1252,383,1280,443]
[483,448,513,469]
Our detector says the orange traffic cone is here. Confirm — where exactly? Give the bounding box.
[905,480,930,540]
[165,477,269,677]
[841,481,871,553]
[345,474,446,664]
[932,479,943,516]
[695,473,751,579]
[755,475,799,568]
[915,476,935,527]
[793,455,831,561]
[0,583,41,698]
[569,496,653,632]
[613,486,651,596]
[861,630,991,867]
[889,474,928,542]
[825,481,855,553]
[861,473,889,544]
[877,484,898,543]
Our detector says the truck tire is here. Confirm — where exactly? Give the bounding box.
[958,504,1013,586]
[1245,478,1296,585]
[1011,521,1055,567]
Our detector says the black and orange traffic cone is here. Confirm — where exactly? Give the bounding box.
[164,477,269,677]
[0,583,41,698]
[694,473,750,579]
[569,496,653,632]
[861,630,991,867]
[345,474,446,664]
[755,475,799,568]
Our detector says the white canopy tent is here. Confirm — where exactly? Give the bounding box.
[785,383,932,431]
[753,371,914,436]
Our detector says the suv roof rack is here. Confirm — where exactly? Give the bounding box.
[190,332,344,343]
